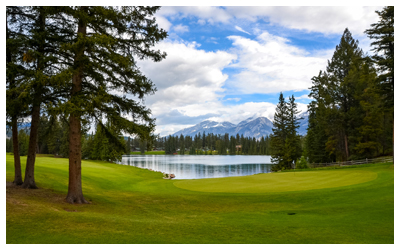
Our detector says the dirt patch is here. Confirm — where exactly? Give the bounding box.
[6,182,66,205]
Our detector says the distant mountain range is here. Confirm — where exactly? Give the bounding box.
[172,112,308,139]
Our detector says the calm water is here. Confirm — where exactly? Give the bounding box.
[117,155,273,179]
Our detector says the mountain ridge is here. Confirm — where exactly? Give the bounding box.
[171,113,308,138]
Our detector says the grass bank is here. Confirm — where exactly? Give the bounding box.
[6,155,393,243]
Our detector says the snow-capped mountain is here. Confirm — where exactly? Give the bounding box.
[172,120,236,138]
[233,117,274,138]
[172,113,309,138]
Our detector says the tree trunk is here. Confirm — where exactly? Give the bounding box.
[66,6,89,204]
[7,14,22,185]
[21,104,40,189]
[344,134,349,161]
[12,116,23,185]
[66,113,88,204]
[21,8,46,189]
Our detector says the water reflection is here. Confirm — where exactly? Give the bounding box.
[117,155,273,179]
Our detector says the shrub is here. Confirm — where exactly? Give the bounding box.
[296,156,309,169]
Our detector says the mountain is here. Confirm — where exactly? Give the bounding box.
[172,116,274,139]
[172,120,236,138]
[172,113,309,138]
[297,111,309,136]
[233,117,274,138]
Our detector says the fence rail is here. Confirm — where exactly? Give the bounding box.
[309,156,393,168]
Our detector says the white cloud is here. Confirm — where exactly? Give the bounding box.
[235,25,251,35]
[136,40,237,135]
[158,6,232,24]
[226,6,382,35]
[226,98,241,102]
[226,31,328,94]
[158,6,383,36]
[295,94,312,100]
[137,6,384,136]
[173,24,189,33]
[154,13,172,31]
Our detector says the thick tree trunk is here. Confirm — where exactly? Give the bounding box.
[66,6,88,204]
[12,116,23,185]
[66,113,88,204]
[21,104,40,189]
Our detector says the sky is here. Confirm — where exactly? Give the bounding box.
[133,4,384,137]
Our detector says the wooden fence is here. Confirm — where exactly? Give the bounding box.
[309,156,394,168]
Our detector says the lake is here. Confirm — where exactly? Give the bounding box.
[117,155,273,179]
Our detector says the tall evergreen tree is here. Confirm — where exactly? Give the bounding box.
[325,28,363,160]
[284,95,302,168]
[307,28,367,162]
[6,6,30,185]
[270,93,288,170]
[365,6,394,153]
[56,7,167,203]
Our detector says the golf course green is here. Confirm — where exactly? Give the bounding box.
[6,154,394,244]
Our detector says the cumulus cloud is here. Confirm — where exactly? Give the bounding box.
[136,6,383,136]
[154,13,172,31]
[136,40,237,135]
[226,31,328,94]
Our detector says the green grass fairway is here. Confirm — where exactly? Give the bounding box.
[175,170,378,193]
[6,154,394,244]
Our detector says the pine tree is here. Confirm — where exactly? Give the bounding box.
[6,6,30,185]
[307,28,366,162]
[351,60,383,158]
[325,28,363,160]
[305,101,330,163]
[365,6,394,154]
[271,93,288,170]
[56,7,167,203]
[9,7,73,189]
[179,134,185,155]
[284,95,302,169]
[229,136,236,155]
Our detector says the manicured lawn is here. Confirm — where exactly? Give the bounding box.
[6,154,394,243]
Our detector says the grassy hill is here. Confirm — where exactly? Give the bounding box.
[6,154,394,243]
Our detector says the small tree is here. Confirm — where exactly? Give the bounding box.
[296,156,308,169]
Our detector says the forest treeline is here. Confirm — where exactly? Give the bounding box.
[6,121,277,157]
[157,133,275,155]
